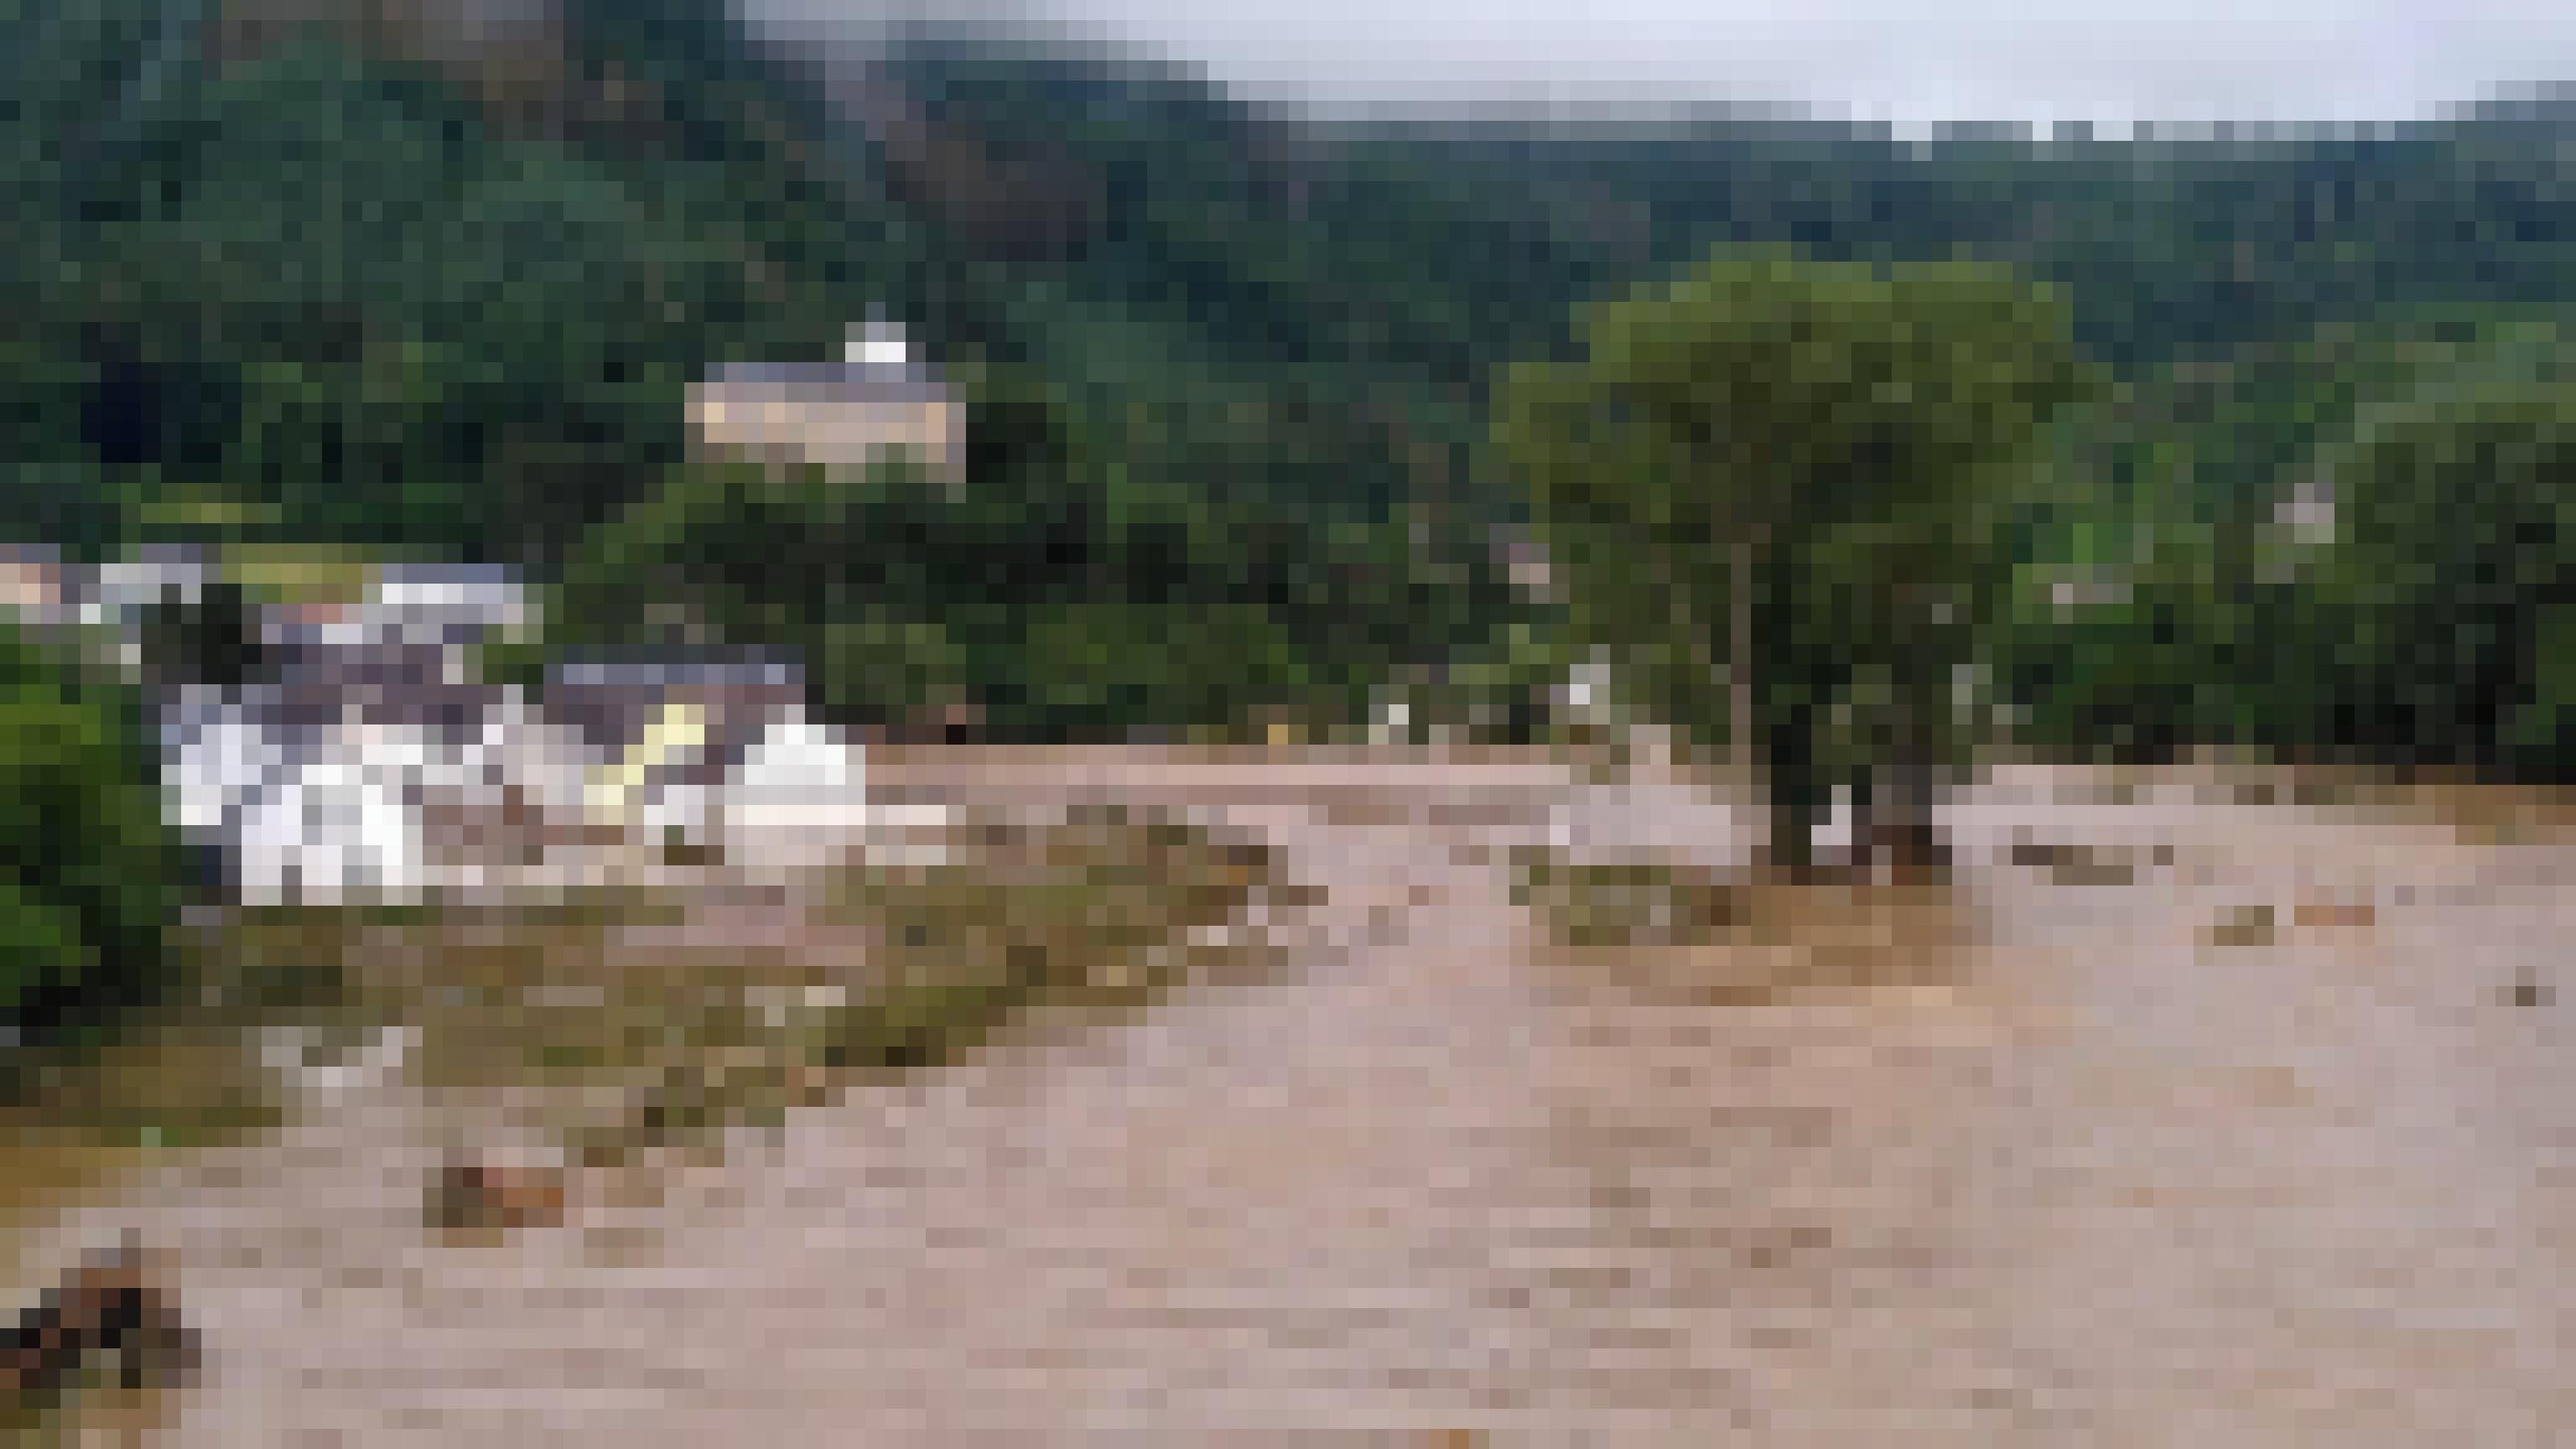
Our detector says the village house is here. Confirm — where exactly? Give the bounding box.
[543,655,807,842]
[366,561,531,649]
[547,653,927,878]
[147,553,928,901]
[0,543,68,631]
[159,560,564,903]
[254,563,529,763]
[85,543,213,627]
[686,317,965,486]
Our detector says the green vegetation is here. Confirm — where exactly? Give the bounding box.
[1510,848,1964,1002]
[809,812,1280,1074]
[1496,252,2093,873]
[1992,313,2576,785]
[133,576,270,691]
[3,2,2575,776]
[1510,852,1754,950]
[1483,243,2576,866]
[194,811,1282,1167]
[0,628,180,1060]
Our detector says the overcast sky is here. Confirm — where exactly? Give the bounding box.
[741,0,2576,135]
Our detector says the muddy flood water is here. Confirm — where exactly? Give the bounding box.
[10,749,2574,1444]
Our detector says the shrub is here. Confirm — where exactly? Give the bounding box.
[0,626,181,1053]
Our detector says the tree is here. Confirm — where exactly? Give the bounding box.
[1495,249,2091,875]
[1991,548,2230,769]
[0,626,180,1055]
[2323,378,2576,779]
[134,576,268,691]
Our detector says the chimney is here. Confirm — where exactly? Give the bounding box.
[848,315,909,371]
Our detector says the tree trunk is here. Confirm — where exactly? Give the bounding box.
[1864,650,1947,881]
[1735,531,1805,878]
[1763,766,1827,880]
[1847,758,1940,881]
[1879,751,1942,877]
[1730,535,1755,799]
[1759,698,1827,881]
[1847,769,1877,877]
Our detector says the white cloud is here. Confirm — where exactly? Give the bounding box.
[740,0,2576,134]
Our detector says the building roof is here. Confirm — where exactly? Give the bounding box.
[543,655,803,762]
[0,544,67,617]
[701,359,951,406]
[89,555,213,617]
[550,656,802,691]
[375,561,523,592]
[132,541,213,569]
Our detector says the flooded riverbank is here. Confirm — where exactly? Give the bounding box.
[10,751,2573,1443]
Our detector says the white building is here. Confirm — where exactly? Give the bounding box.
[365,562,530,648]
[229,712,427,907]
[167,642,943,903]
[687,316,966,486]
[167,682,597,906]
[722,708,869,880]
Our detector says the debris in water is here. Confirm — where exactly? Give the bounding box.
[2008,833,2138,886]
[2292,898,2376,931]
[431,1157,569,1236]
[3,1237,200,1410]
[2207,903,2277,948]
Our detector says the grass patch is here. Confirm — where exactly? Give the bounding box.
[559,807,1286,1167]
[0,1008,286,1265]
[1511,848,1969,1004]
[3,824,1289,1221]
[822,811,1274,1058]
[0,905,409,1221]
[1511,849,1750,949]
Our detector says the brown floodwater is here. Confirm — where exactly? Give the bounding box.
[10,749,2574,1444]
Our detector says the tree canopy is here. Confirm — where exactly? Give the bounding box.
[1496,250,2094,869]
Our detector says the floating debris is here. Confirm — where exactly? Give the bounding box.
[2207,903,2277,948]
[258,1022,414,1102]
[430,1157,569,1236]
[3,1238,200,1410]
[2292,898,2376,931]
[2008,833,2146,886]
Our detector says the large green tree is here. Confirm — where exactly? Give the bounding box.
[1496,249,2091,874]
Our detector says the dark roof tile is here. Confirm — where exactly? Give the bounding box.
[703,361,951,405]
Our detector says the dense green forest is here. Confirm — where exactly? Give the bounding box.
[4,1,2574,753]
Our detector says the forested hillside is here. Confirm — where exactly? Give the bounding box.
[7,2,2576,740]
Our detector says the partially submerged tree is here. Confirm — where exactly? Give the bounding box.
[1495,248,2091,875]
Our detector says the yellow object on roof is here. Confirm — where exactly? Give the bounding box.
[587,696,708,828]
[221,542,375,605]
